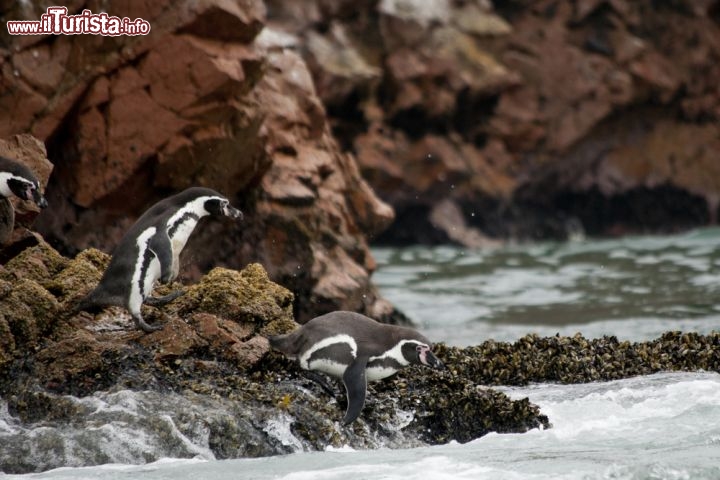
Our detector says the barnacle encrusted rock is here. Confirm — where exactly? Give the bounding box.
[0,239,69,285]
[437,332,720,385]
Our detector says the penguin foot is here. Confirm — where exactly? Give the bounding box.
[144,289,184,306]
[132,315,164,333]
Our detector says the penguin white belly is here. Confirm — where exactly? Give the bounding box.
[130,227,158,314]
[366,341,411,381]
[170,238,183,280]
[143,255,161,297]
[307,359,349,378]
[365,366,398,382]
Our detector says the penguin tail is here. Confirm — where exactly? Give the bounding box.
[73,290,102,315]
[267,333,287,351]
[267,333,299,356]
[59,289,101,323]
[74,288,119,315]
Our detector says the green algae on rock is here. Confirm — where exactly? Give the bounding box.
[168,264,297,337]
[45,248,108,303]
[376,368,550,444]
[0,240,69,285]
[0,239,296,388]
[2,237,718,477]
[3,278,60,344]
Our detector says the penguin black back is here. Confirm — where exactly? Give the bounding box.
[270,311,432,358]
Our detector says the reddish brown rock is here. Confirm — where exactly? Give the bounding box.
[0,237,550,473]
[267,0,720,243]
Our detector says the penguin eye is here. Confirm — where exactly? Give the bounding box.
[204,198,221,214]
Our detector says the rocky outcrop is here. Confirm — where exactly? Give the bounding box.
[0,239,548,473]
[266,0,720,243]
[1,0,393,323]
[2,239,718,473]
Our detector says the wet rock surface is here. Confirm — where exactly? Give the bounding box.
[266,0,720,243]
[0,239,546,474]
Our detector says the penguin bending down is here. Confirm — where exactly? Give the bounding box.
[269,311,446,425]
[78,187,242,332]
[0,156,48,208]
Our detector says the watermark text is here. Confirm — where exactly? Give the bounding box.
[7,7,151,36]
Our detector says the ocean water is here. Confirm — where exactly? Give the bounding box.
[7,373,720,479]
[373,228,720,345]
[4,229,720,479]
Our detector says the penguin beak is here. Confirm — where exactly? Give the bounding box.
[421,350,446,370]
[33,190,48,209]
[25,184,47,209]
[224,205,243,220]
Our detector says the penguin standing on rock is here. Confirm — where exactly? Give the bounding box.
[78,187,243,332]
[269,311,446,425]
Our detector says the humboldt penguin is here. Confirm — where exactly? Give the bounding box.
[78,187,242,332]
[269,311,445,425]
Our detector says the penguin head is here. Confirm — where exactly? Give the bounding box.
[203,197,243,221]
[401,340,445,370]
[1,175,47,209]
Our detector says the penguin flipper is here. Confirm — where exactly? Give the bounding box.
[149,233,173,284]
[341,356,368,425]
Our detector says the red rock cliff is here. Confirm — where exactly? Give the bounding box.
[266,0,720,244]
